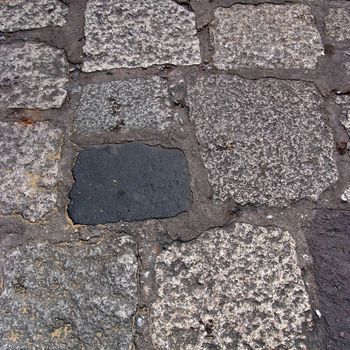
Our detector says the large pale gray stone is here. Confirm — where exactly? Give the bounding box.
[0,42,69,109]
[0,0,68,32]
[211,4,324,70]
[325,8,350,42]
[0,122,63,222]
[150,223,312,350]
[74,77,173,132]
[186,75,338,206]
[0,234,137,349]
[82,0,201,72]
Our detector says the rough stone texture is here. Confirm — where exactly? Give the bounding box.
[325,8,350,42]
[150,223,312,350]
[186,74,337,206]
[68,143,190,225]
[0,0,68,32]
[0,42,69,109]
[0,234,138,350]
[210,4,324,70]
[307,211,350,350]
[0,122,63,222]
[74,77,173,133]
[82,0,201,72]
[341,186,350,202]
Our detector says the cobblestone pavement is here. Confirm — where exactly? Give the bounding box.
[0,1,349,349]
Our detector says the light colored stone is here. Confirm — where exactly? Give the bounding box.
[74,77,173,132]
[210,4,324,70]
[0,234,137,350]
[0,121,63,222]
[82,0,201,72]
[186,74,338,206]
[341,186,350,202]
[325,8,350,41]
[0,0,68,32]
[150,223,312,350]
[0,42,69,109]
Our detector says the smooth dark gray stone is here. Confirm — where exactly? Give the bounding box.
[68,143,190,224]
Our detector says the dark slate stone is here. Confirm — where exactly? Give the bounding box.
[307,210,350,350]
[68,143,190,224]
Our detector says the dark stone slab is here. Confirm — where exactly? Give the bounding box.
[68,143,190,224]
[307,210,350,350]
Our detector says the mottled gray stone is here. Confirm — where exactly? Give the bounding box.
[0,122,63,222]
[150,223,312,350]
[341,186,350,202]
[0,0,68,32]
[325,8,350,42]
[0,234,137,349]
[74,77,173,132]
[82,0,201,72]
[0,42,69,109]
[210,4,324,70]
[186,75,337,206]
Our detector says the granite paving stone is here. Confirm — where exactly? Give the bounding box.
[68,143,190,225]
[74,77,173,133]
[0,121,63,222]
[0,42,69,109]
[210,4,324,70]
[0,233,138,350]
[150,223,312,350]
[0,0,68,32]
[82,0,201,71]
[325,8,350,42]
[186,74,338,206]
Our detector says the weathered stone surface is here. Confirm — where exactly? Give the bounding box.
[150,223,312,349]
[307,211,350,350]
[0,42,69,109]
[210,4,324,70]
[68,143,190,225]
[0,234,137,349]
[0,122,63,222]
[186,75,337,206]
[82,0,201,71]
[74,77,173,132]
[325,8,350,42]
[0,0,68,32]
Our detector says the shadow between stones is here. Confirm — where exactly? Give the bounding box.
[68,142,191,225]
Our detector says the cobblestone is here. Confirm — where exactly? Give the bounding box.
[0,42,69,109]
[82,0,201,71]
[150,223,311,350]
[325,7,350,42]
[0,122,63,222]
[186,74,337,206]
[211,4,324,70]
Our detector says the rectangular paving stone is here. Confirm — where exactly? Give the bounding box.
[150,223,312,349]
[68,143,190,224]
[0,121,63,222]
[82,0,201,71]
[325,7,350,42]
[210,4,324,70]
[0,0,68,32]
[186,74,338,207]
[74,77,173,133]
[0,233,137,350]
[0,42,69,109]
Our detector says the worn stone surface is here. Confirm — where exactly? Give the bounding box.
[210,4,324,70]
[325,8,350,42]
[0,233,138,350]
[0,42,69,109]
[0,0,68,32]
[82,0,201,72]
[307,211,350,350]
[150,223,312,350]
[0,122,63,222]
[74,77,173,133]
[68,143,190,225]
[186,74,337,206]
